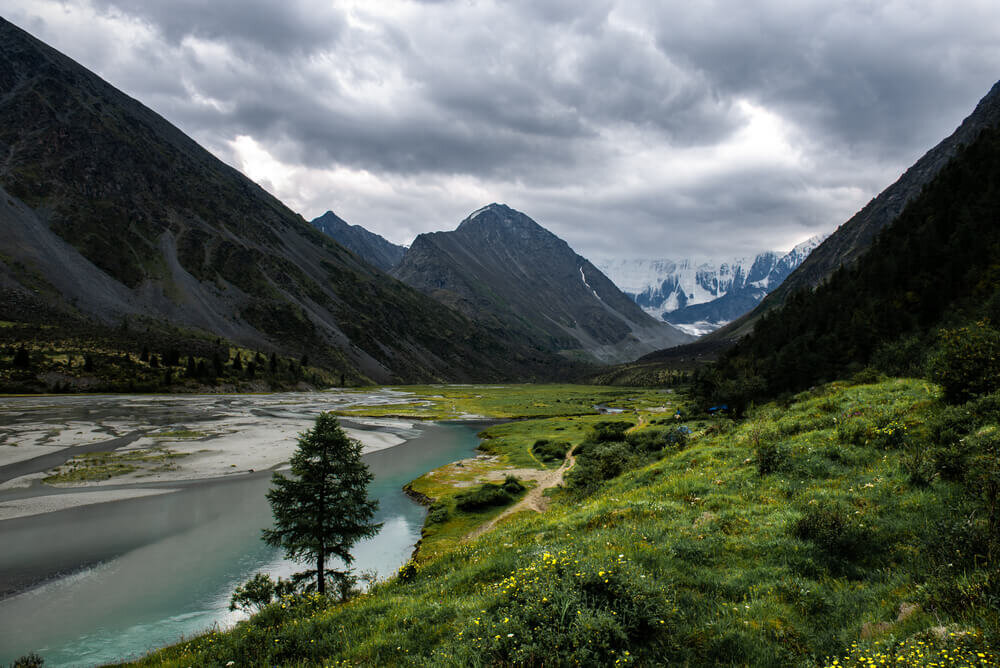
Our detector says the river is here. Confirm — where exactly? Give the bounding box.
[0,391,486,667]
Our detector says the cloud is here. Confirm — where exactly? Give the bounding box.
[4,0,999,259]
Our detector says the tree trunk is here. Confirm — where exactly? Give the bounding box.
[317,546,325,595]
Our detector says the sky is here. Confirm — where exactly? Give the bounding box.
[5,1,999,260]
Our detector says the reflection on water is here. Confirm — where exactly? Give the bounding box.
[0,418,484,667]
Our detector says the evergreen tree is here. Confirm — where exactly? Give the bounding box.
[262,413,381,596]
[12,344,30,369]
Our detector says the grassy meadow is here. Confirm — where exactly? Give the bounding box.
[119,380,999,667]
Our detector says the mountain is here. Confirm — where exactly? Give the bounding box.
[596,236,823,336]
[310,211,406,272]
[698,79,1000,345]
[391,204,693,363]
[698,114,1000,406]
[0,18,574,385]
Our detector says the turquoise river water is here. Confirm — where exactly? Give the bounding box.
[0,395,485,667]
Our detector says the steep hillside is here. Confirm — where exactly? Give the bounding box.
[0,18,573,386]
[699,118,1000,406]
[310,211,406,272]
[699,79,1000,345]
[597,235,823,335]
[392,204,693,363]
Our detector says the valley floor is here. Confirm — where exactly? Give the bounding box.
[120,379,1000,667]
[0,390,420,521]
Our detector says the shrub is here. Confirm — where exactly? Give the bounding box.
[626,426,690,453]
[870,334,927,377]
[588,421,631,443]
[928,321,1000,403]
[565,441,639,494]
[10,653,44,668]
[230,572,281,613]
[793,503,873,567]
[502,475,525,494]
[902,440,934,487]
[870,419,907,450]
[747,422,785,475]
[755,439,786,476]
[426,502,449,525]
[931,439,971,482]
[456,483,514,512]
[532,439,570,462]
[442,551,675,666]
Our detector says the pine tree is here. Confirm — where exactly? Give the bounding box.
[262,413,381,595]
[12,344,30,369]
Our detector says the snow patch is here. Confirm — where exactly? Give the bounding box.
[579,266,605,303]
[672,320,729,337]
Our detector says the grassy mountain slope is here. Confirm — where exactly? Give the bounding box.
[0,18,575,386]
[124,379,999,666]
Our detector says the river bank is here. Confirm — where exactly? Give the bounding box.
[0,390,489,667]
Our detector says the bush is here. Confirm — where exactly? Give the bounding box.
[426,502,449,525]
[928,322,1000,403]
[793,504,873,567]
[230,572,294,613]
[588,421,631,443]
[626,426,690,453]
[755,440,786,476]
[10,653,44,668]
[870,334,927,377]
[565,441,639,494]
[442,551,675,666]
[532,439,571,462]
[456,483,514,512]
[502,475,525,494]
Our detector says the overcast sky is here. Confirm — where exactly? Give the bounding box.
[6,1,999,260]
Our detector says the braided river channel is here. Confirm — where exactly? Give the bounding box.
[0,390,486,667]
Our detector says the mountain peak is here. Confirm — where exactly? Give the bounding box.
[393,206,692,363]
[309,211,405,272]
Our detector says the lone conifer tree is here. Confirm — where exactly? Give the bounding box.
[263,413,381,595]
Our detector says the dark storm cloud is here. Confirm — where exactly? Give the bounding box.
[91,0,347,54]
[6,0,1000,258]
[644,1,1000,160]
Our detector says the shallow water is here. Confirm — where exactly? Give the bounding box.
[0,392,485,667]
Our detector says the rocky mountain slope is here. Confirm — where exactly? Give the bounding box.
[0,18,573,384]
[597,236,823,336]
[391,204,693,363]
[310,211,406,272]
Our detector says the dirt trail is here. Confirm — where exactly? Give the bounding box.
[465,448,577,542]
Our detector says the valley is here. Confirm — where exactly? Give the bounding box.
[79,379,999,667]
[1,6,1000,668]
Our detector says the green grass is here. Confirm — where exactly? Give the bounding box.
[335,384,680,420]
[153,429,206,439]
[44,448,189,483]
[123,378,999,667]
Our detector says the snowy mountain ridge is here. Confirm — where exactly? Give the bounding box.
[596,235,825,336]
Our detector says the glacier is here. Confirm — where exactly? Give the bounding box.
[595,235,825,336]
